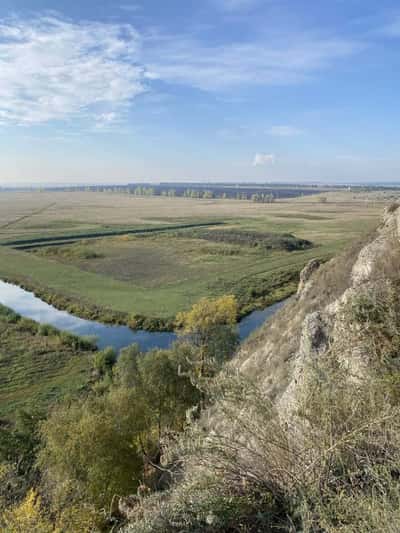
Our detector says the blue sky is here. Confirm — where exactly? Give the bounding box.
[0,0,399,185]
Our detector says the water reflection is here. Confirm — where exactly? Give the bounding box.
[0,280,286,352]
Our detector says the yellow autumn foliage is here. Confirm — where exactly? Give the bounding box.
[1,489,54,533]
[176,295,238,338]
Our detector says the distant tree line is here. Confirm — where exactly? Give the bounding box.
[26,183,337,201]
[250,193,275,203]
[130,187,277,202]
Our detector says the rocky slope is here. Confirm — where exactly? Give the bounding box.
[122,204,400,531]
[236,203,400,416]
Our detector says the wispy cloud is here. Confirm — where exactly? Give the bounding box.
[0,16,146,125]
[253,153,275,166]
[94,112,121,130]
[144,35,364,91]
[0,14,365,127]
[267,125,304,137]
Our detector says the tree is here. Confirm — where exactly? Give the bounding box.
[0,408,44,510]
[92,347,117,381]
[114,344,199,444]
[113,344,140,388]
[202,190,214,199]
[38,387,147,509]
[265,193,275,203]
[176,296,239,380]
[39,342,199,512]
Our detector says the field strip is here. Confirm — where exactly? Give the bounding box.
[1,221,224,249]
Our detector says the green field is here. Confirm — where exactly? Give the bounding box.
[0,190,387,325]
[0,305,93,418]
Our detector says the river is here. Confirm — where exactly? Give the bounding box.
[0,279,286,352]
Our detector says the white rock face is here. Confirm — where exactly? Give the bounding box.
[237,205,400,422]
[296,259,321,297]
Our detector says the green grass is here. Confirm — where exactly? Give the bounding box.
[0,221,223,248]
[0,192,383,326]
[0,233,353,323]
[0,305,93,418]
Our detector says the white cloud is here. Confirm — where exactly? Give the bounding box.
[253,153,275,166]
[267,125,304,137]
[0,16,146,125]
[0,14,365,127]
[144,35,363,91]
[94,112,121,130]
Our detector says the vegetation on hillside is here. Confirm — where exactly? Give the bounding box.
[0,195,394,532]
[186,228,312,251]
[2,274,400,531]
[122,279,400,532]
[0,191,382,331]
[0,296,239,531]
[0,304,95,418]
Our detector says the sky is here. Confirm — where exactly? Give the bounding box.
[0,0,399,185]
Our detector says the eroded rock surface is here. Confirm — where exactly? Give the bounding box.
[236,204,400,421]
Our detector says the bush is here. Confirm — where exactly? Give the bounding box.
[58,330,97,351]
[187,228,312,252]
[17,317,39,334]
[38,387,147,510]
[0,304,20,324]
[125,334,400,532]
[0,489,53,533]
[92,347,117,379]
[38,323,59,337]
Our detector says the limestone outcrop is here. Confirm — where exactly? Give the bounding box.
[236,204,400,419]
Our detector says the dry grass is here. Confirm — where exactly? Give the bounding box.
[0,190,385,242]
[234,232,372,400]
[0,190,385,322]
[124,279,400,531]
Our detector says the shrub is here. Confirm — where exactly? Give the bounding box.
[38,323,59,337]
[17,317,39,334]
[0,489,53,533]
[92,347,117,379]
[125,337,400,532]
[186,228,312,252]
[58,330,96,351]
[38,387,147,510]
[386,201,400,214]
[0,304,20,324]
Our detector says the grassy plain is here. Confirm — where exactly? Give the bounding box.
[0,190,389,323]
[0,305,93,418]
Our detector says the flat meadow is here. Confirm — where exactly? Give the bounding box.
[0,189,389,323]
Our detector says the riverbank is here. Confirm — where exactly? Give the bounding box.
[0,303,95,418]
[0,286,288,418]
[0,191,381,329]
[0,273,176,331]
[0,280,289,352]
[0,190,383,326]
[0,268,298,332]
